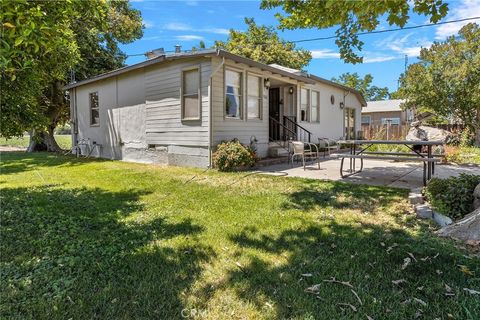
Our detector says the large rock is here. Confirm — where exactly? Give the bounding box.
[406,124,450,142]
[474,183,480,210]
[437,208,480,245]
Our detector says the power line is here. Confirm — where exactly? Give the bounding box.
[292,16,480,43]
[125,16,480,57]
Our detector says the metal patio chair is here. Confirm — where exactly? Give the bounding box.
[290,141,320,170]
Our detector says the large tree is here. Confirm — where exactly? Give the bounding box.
[215,18,311,69]
[261,0,449,63]
[398,23,480,145]
[1,0,143,151]
[331,72,389,101]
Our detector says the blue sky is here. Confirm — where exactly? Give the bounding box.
[121,0,480,92]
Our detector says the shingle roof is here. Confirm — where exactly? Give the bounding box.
[63,49,366,105]
[363,99,405,113]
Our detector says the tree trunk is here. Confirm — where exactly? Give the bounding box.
[27,128,62,153]
[475,127,480,147]
[437,208,480,246]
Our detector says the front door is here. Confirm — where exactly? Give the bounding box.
[269,88,280,140]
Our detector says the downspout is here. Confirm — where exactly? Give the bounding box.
[71,88,78,154]
[208,53,225,167]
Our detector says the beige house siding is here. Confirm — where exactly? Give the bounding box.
[299,83,363,140]
[362,111,405,125]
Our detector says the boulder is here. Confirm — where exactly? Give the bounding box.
[406,125,450,143]
[474,183,480,210]
[437,208,480,246]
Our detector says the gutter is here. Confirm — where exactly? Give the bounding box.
[208,52,225,167]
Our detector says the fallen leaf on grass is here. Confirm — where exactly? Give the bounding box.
[265,302,273,309]
[337,303,357,312]
[351,289,363,305]
[436,269,443,275]
[463,288,480,295]
[407,252,417,262]
[301,273,313,277]
[416,286,424,291]
[392,279,407,285]
[458,265,474,276]
[305,284,321,294]
[413,298,427,306]
[401,257,411,270]
[323,277,354,288]
[235,262,244,270]
[366,316,374,320]
[386,243,398,254]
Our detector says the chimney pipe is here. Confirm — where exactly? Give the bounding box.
[175,44,181,53]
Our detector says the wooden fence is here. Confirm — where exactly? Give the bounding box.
[360,123,465,140]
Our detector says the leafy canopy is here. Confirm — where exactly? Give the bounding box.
[398,23,480,141]
[332,73,390,101]
[0,0,143,139]
[215,18,312,69]
[261,0,449,63]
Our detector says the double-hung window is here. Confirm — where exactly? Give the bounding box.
[89,92,99,126]
[300,88,309,122]
[311,90,319,122]
[225,69,242,118]
[247,74,261,119]
[182,68,200,120]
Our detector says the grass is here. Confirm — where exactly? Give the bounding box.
[0,134,72,150]
[1,152,479,319]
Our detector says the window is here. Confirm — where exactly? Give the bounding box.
[182,68,200,120]
[300,88,309,121]
[361,115,371,125]
[381,117,400,125]
[89,92,99,125]
[311,90,319,122]
[225,69,242,118]
[344,108,356,139]
[247,74,261,119]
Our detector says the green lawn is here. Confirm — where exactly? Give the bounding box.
[1,152,479,319]
[0,135,72,150]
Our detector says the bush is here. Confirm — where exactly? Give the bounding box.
[212,139,256,171]
[424,173,480,220]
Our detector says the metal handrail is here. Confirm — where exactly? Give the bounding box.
[283,115,312,143]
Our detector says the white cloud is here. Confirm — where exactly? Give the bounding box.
[435,0,480,39]
[311,49,340,59]
[164,22,191,31]
[143,20,155,29]
[375,33,432,58]
[175,35,204,41]
[363,55,397,63]
[163,23,229,35]
[185,0,198,6]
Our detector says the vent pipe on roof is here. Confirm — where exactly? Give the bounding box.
[175,44,181,53]
[145,48,165,59]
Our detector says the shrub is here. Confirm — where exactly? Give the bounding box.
[444,146,462,163]
[212,139,256,171]
[424,173,480,220]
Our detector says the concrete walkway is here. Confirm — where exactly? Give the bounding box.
[256,157,479,189]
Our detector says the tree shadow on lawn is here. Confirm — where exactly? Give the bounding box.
[194,181,479,319]
[1,185,213,319]
[282,178,409,211]
[0,152,100,176]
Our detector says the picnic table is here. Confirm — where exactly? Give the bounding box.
[331,140,445,186]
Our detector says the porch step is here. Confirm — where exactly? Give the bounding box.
[268,146,290,157]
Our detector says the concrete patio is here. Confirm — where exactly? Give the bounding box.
[256,157,479,189]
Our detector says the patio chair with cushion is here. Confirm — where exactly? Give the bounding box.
[290,141,320,170]
[318,137,339,157]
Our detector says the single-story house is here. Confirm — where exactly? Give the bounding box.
[65,49,366,167]
[361,99,414,126]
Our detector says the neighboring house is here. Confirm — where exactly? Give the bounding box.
[361,99,414,127]
[65,49,366,167]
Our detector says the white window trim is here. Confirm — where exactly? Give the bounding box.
[224,66,244,120]
[300,87,310,122]
[180,66,201,121]
[246,71,263,121]
[89,91,99,127]
[310,90,320,123]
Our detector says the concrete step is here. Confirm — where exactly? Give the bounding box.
[268,146,290,157]
[415,204,433,219]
